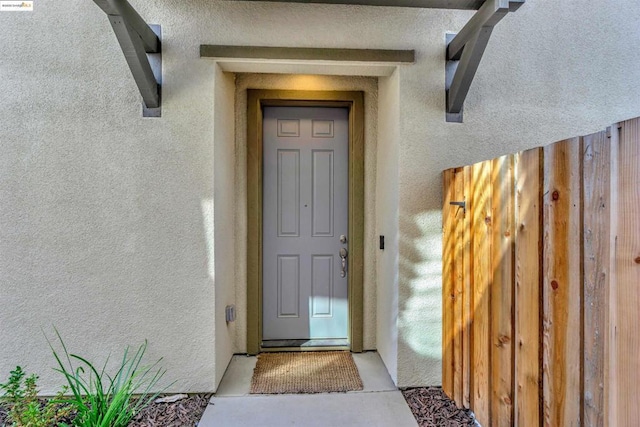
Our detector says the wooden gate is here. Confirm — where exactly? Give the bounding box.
[442,117,640,426]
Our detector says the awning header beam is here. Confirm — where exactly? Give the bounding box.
[220,0,485,10]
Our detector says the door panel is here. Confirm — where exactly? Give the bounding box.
[277,255,300,318]
[277,150,300,237]
[312,150,334,236]
[263,106,349,341]
[311,254,334,317]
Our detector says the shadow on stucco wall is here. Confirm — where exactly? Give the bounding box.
[397,209,444,387]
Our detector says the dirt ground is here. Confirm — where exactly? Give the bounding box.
[402,387,476,426]
[129,394,211,427]
[0,394,211,427]
[2,389,477,426]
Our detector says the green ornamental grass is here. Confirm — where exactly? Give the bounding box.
[47,330,170,427]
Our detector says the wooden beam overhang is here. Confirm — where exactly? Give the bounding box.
[200,45,415,63]
[93,0,162,117]
[445,0,524,122]
[221,0,485,9]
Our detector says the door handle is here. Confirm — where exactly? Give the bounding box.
[339,247,348,278]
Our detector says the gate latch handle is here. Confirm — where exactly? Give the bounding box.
[450,200,466,215]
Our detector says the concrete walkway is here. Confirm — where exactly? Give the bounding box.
[198,352,418,427]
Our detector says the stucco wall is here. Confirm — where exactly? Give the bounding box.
[0,1,220,393]
[376,71,400,384]
[1,0,640,392]
[212,66,236,386]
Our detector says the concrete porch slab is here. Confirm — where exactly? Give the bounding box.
[199,391,418,427]
[215,351,397,396]
[200,351,417,426]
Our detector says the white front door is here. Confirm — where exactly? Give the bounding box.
[262,106,349,343]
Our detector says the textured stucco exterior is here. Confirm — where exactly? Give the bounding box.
[376,71,401,384]
[1,0,639,392]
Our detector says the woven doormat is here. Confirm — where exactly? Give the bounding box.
[250,351,364,394]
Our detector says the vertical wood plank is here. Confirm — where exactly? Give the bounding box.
[605,125,619,427]
[582,131,610,426]
[514,148,542,427]
[470,160,492,425]
[491,155,515,427]
[462,165,473,409]
[542,138,582,427]
[453,167,466,407]
[442,168,455,398]
[612,118,640,426]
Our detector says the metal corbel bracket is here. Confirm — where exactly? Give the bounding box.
[93,0,162,117]
[445,0,524,122]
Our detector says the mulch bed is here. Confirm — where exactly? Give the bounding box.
[0,394,211,427]
[129,394,212,427]
[402,387,476,427]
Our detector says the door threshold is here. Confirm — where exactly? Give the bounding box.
[261,339,349,350]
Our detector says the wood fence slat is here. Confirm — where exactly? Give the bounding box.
[470,160,492,425]
[514,148,542,427]
[453,167,466,407]
[612,118,640,426]
[605,125,619,427]
[462,165,473,409]
[582,131,610,427]
[442,169,455,397]
[490,155,515,427]
[443,168,455,398]
[542,138,582,427]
